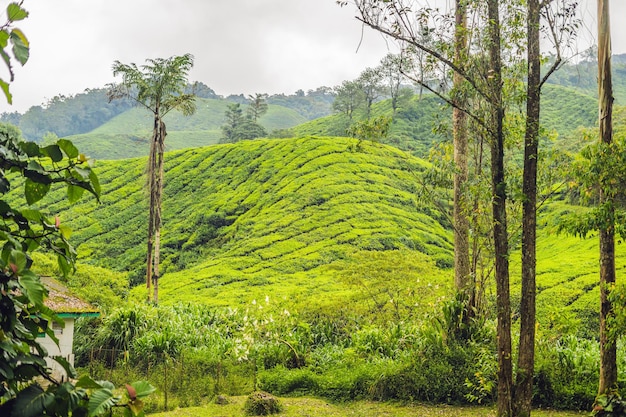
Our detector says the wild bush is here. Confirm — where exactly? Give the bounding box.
[243,391,283,416]
[532,335,626,409]
[258,366,320,396]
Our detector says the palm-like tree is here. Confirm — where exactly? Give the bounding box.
[108,54,196,303]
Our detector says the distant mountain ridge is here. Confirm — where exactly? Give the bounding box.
[1,56,623,161]
[0,82,335,143]
[66,98,308,159]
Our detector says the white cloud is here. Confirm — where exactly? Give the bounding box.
[2,0,625,113]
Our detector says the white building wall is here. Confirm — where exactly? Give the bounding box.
[39,317,75,381]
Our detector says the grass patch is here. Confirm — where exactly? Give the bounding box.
[147,396,586,417]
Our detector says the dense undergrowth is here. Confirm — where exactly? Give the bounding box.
[79,299,626,413]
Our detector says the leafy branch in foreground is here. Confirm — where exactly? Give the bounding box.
[0,125,155,417]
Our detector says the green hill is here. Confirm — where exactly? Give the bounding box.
[291,95,450,157]
[540,84,597,140]
[545,55,626,105]
[290,84,597,159]
[22,134,621,331]
[36,136,453,315]
[65,98,307,160]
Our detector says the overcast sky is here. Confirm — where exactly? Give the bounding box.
[3,0,626,113]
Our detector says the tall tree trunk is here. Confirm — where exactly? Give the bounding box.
[453,0,471,300]
[152,119,166,305]
[487,1,512,416]
[514,0,540,415]
[597,0,616,395]
[145,121,159,303]
[146,114,166,304]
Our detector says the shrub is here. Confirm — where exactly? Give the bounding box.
[592,391,626,416]
[534,335,600,409]
[258,366,319,395]
[243,391,283,416]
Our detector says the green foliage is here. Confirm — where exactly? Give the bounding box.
[558,132,626,239]
[109,54,196,118]
[220,103,267,143]
[247,94,269,122]
[332,80,365,121]
[266,86,335,120]
[0,118,152,416]
[593,391,626,417]
[346,115,392,150]
[534,335,600,410]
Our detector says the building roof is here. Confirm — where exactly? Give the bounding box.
[41,276,100,316]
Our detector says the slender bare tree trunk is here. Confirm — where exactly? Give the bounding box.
[453,0,471,300]
[152,119,166,304]
[597,0,617,395]
[486,1,512,416]
[514,1,540,415]
[146,113,166,304]
[145,120,159,303]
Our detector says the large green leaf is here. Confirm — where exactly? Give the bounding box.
[12,363,43,380]
[87,388,118,417]
[18,270,46,307]
[9,249,27,273]
[67,184,85,203]
[24,178,50,205]
[0,29,9,47]
[89,169,101,197]
[51,355,77,379]
[42,144,63,162]
[20,141,40,157]
[10,30,28,66]
[12,384,54,417]
[75,375,104,389]
[128,381,155,399]
[57,139,79,159]
[20,209,41,222]
[0,78,11,104]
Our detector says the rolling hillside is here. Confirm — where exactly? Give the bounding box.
[290,95,449,157]
[65,98,307,160]
[35,136,454,315]
[290,84,598,158]
[23,135,620,332]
